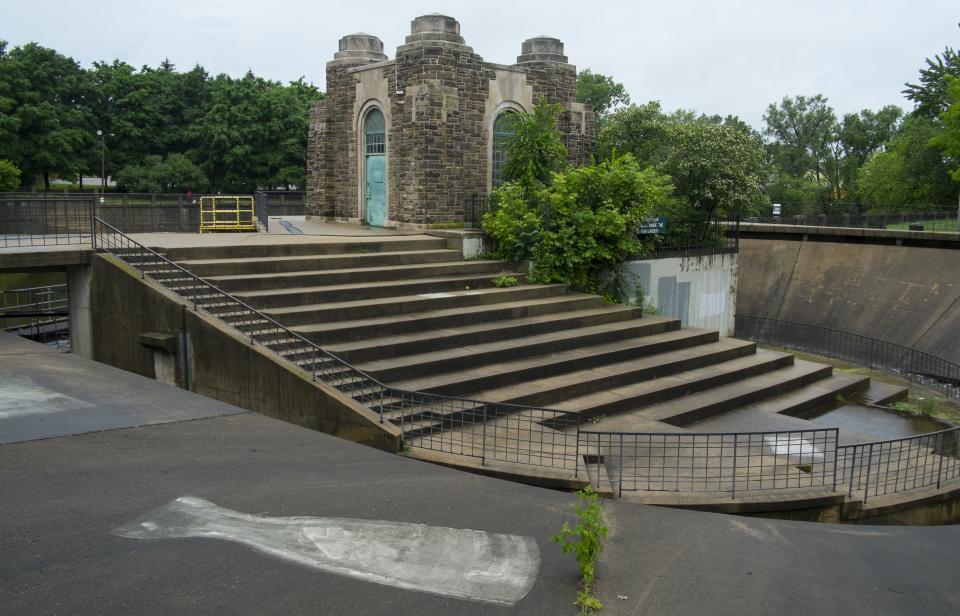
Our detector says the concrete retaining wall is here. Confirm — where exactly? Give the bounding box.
[737,237,960,364]
[625,253,738,336]
[88,254,401,452]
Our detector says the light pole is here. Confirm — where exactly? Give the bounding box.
[96,129,106,192]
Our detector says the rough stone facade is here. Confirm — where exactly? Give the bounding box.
[306,14,596,226]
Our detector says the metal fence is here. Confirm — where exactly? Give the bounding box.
[735,315,960,401]
[89,219,960,502]
[0,283,69,343]
[745,210,957,233]
[582,429,839,498]
[1,193,304,246]
[641,215,740,259]
[839,427,960,502]
[0,198,94,247]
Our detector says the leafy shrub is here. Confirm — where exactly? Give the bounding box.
[483,154,673,302]
[492,274,519,288]
[0,159,22,191]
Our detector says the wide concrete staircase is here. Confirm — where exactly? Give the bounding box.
[157,234,873,445]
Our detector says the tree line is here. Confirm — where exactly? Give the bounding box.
[578,45,960,215]
[0,40,321,193]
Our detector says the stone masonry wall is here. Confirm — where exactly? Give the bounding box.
[306,15,596,225]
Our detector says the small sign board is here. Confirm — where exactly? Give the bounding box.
[639,216,667,235]
[772,203,782,216]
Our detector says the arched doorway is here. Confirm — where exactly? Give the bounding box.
[363,108,387,226]
[491,111,515,187]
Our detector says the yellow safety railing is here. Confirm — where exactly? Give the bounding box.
[199,195,257,233]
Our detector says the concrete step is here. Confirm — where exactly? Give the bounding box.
[264,284,571,326]
[389,327,724,396]
[178,249,463,276]
[776,373,872,418]
[207,260,512,292]
[160,236,448,260]
[236,272,529,308]
[328,304,648,363]
[462,337,757,409]
[558,350,808,423]
[577,358,833,429]
[863,381,909,406]
[357,316,685,383]
[294,294,611,345]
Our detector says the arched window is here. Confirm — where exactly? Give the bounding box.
[491,111,515,187]
[364,108,386,155]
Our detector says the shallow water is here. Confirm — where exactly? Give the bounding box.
[802,404,949,440]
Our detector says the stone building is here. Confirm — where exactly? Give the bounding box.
[306,13,595,227]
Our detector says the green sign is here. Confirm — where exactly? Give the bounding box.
[639,217,667,235]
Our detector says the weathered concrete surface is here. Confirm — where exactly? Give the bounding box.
[0,332,242,444]
[738,237,960,364]
[2,339,959,615]
[625,253,737,335]
[87,253,400,452]
[0,244,91,272]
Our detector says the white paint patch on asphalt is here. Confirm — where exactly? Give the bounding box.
[113,496,540,606]
[0,374,94,419]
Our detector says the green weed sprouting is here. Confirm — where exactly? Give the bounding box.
[553,485,609,614]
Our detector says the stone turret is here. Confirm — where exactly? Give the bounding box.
[332,33,388,63]
[516,37,569,64]
[404,14,466,45]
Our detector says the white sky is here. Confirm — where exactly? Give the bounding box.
[4,0,958,128]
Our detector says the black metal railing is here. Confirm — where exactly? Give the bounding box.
[90,219,960,502]
[0,283,69,343]
[839,427,960,503]
[1,193,304,243]
[640,214,740,260]
[254,191,269,230]
[735,315,960,401]
[582,428,839,498]
[745,210,957,233]
[0,198,94,247]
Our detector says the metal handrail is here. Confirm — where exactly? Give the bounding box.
[735,315,960,400]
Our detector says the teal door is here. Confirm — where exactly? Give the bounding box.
[365,155,386,226]
[363,108,387,226]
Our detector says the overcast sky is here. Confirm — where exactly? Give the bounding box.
[4,0,958,128]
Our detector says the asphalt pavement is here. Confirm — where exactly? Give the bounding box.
[1,334,959,615]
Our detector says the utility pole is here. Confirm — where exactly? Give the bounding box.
[96,130,106,192]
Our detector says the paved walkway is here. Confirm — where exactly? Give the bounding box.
[1,335,959,615]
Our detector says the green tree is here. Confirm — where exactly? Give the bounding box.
[187,72,321,192]
[856,151,913,209]
[575,69,630,119]
[0,42,94,188]
[661,121,770,218]
[0,158,21,191]
[903,46,960,118]
[115,153,208,193]
[763,95,838,183]
[835,106,903,199]
[932,77,960,181]
[501,97,568,192]
[596,101,670,165]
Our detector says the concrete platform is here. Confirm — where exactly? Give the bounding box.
[2,336,960,615]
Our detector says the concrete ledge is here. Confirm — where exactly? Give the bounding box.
[739,222,960,249]
[405,448,595,491]
[843,478,960,525]
[0,246,93,272]
[621,488,846,514]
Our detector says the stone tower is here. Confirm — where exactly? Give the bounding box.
[306,14,595,226]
